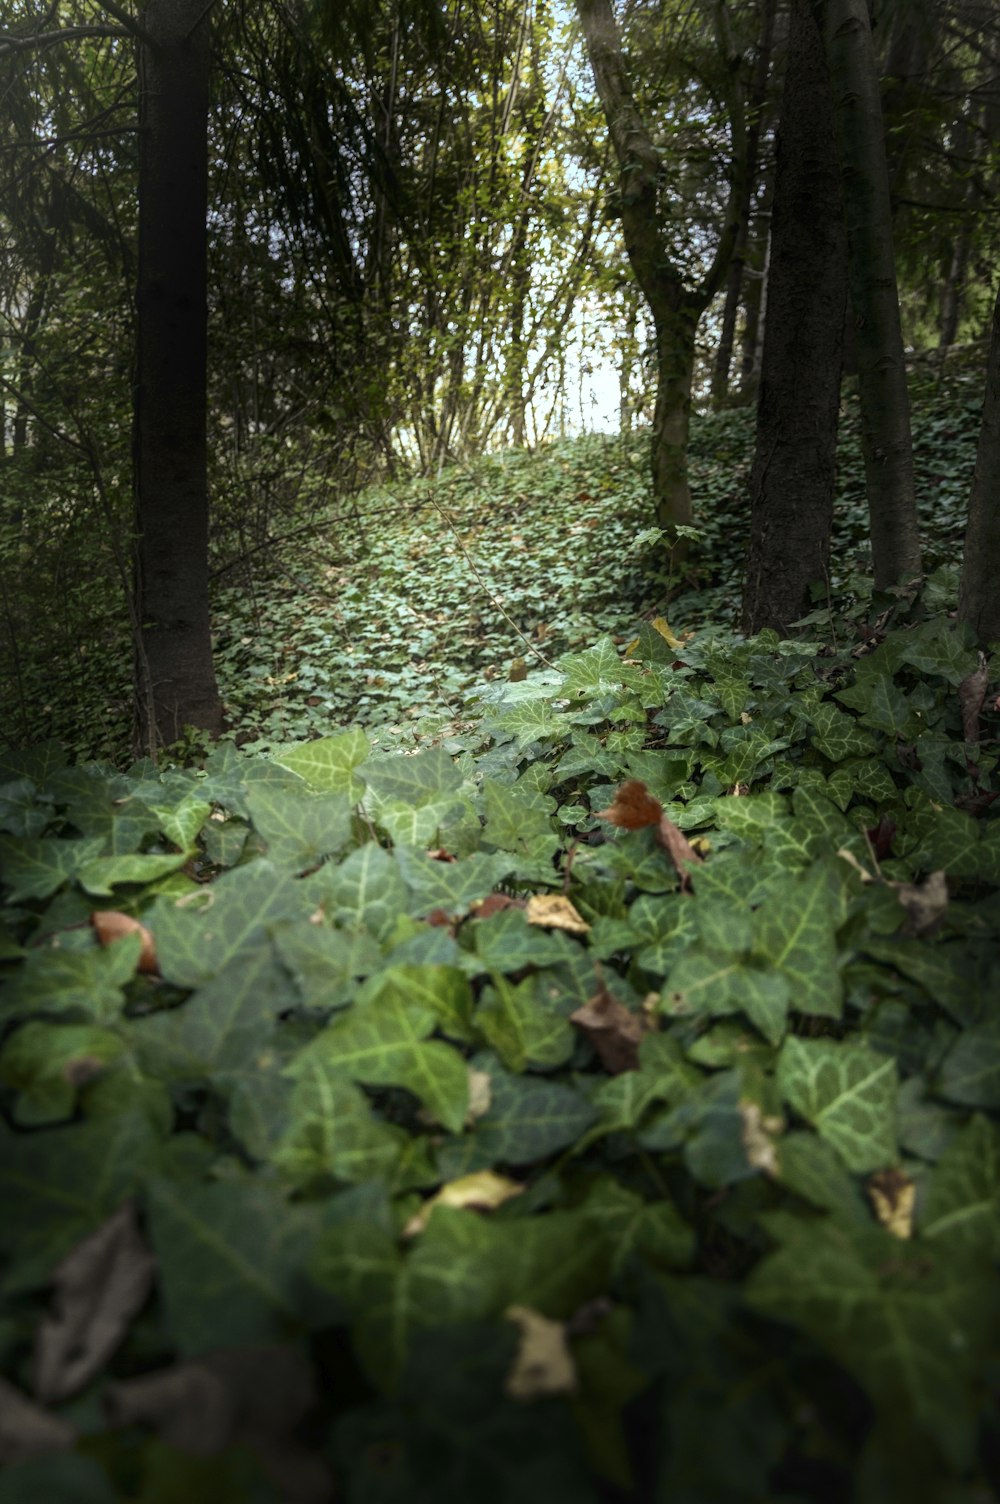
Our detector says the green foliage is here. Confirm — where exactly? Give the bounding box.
[1,593,998,1499]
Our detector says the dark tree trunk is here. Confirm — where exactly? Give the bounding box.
[134,0,222,752]
[743,0,847,635]
[819,0,922,588]
[737,158,774,403]
[957,282,1000,646]
[575,0,745,544]
[711,0,776,410]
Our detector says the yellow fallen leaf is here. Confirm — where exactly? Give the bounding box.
[740,1100,782,1176]
[504,1306,577,1399]
[525,894,590,935]
[651,616,684,650]
[403,1170,523,1237]
[867,1168,915,1240]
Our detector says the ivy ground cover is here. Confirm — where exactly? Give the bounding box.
[1,598,998,1501]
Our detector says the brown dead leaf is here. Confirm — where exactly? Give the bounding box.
[90,910,157,974]
[595,779,663,830]
[889,869,948,937]
[0,1375,76,1464]
[739,1101,782,1176]
[958,655,990,744]
[655,815,703,887]
[105,1345,329,1502]
[525,893,590,935]
[33,1202,157,1404]
[570,982,648,1073]
[867,1168,915,1240]
[508,657,528,682]
[504,1307,577,1400]
[471,893,527,921]
[403,1170,524,1237]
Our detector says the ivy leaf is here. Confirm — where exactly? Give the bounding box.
[272,921,383,1011]
[922,1115,1000,1260]
[144,1178,335,1354]
[557,636,623,696]
[0,1111,164,1292]
[804,702,877,761]
[271,728,370,798]
[395,846,515,916]
[305,843,409,941]
[777,1037,897,1172]
[746,1212,988,1467]
[752,863,843,1017]
[476,974,576,1071]
[149,861,310,988]
[935,1018,1000,1108]
[286,975,470,1132]
[245,786,353,871]
[471,907,578,972]
[78,850,192,896]
[0,1020,126,1124]
[0,835,106,902]
[271,1056,425,1190]
[148,794,212,849]
[438,1062,598,1173]
[128,942,288,1087]
[1,934,142,1023]
[363,747,464,806]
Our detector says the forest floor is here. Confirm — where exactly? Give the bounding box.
[1,356,998,1501]
[209,355,984,757]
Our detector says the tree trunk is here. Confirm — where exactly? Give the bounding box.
[737,161,774,403]
[651,300,698,530]
[957,281,1000,646]
[743,0,847,635]
[134,0,222,752]
[711,0,776,409]
[575,0,744,542]
[819,0,922,588]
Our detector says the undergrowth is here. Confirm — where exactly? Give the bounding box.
[0,355,998,1500]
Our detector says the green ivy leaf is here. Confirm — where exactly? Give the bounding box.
[935,1018,1000,1108]
[0,834,106,901]
[0,1020,126,1124]
[776,1036,897,1172]
[272,728,370,798]
[149,861,310,987]
[245,785,353,871]
[0,933,141,1023]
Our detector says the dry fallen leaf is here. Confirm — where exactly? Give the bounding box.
[740,1100,782,1176]
[525,893,590,935]
[655,815,703,886]
[650,616,684,650]
[888,869,948,937]
[596,779,663,830]
[958,655,990,744]
[90,910,158,973]
[504,1306,577,1399]
[403,1170,524,1237]
[0,1375,76,1464]
[867,1168,915,1240]
[105,1345,329,1502]
[570,982,648,1073]
[33,1202,157,1404]
[471,893,527,920]
[466,1068,492,1123]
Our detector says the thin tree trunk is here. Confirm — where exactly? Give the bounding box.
[738,160,774,403]
[576,0,745,541]
[711,0,776,409]
[134,0,222,751]
[957,282,1000,646]
[743,0,847,635]
[819,0,922,587]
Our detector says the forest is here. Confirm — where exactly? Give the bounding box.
[0,0,999,1498]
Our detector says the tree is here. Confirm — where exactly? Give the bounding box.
[575,0,746,541]
[133,0,222,750]
[819,0,922,587]
[957,280,1000,646]
[742,0,847,634]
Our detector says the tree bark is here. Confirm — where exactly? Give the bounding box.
[957,281,1000,646]
[819,0,922,588]
[711,0,776,410]
[134,0,222,751]
[743,0,847,635]
[576,0,745,541]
